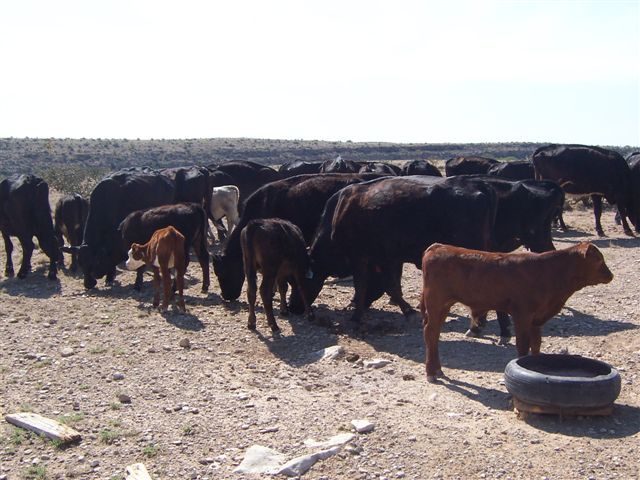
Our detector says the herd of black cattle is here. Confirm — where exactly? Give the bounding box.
[0,143,639,345]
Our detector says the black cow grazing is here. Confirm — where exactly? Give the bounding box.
[0,174,58,280]
[73,169,175,289]
[54,194,89,272]
[161,166,210,208]
[487,161,534,181]
[445,156,499,176]
[241,218,314,334]
[212,173,385,301]
[401,160,442,177]
[119,203,210,292]
[319,155,362,173]
[292,176,498,324]
[532,144,640,236]
[443,176,564,341]
[278,161,322,177]
[358,162,401,175]
[206,161,282,215]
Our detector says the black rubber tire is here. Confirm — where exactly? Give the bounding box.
[504,354,621,409]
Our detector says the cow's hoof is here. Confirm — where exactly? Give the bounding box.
[5,269,14,278]
[498,336,511,346]
[426,375,439,383]
[406,310,422,323]
[597,230,606,237]
[17,270,29,279]
[465,329,480,338]
[624,229,634,237]
[201,286,209,293]
[279,308,290,317]
[271,329,282,339]
[47,272,57,281]
[247,321,257,331]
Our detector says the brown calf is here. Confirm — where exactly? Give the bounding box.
[126,226,187,312]
[240,219,314,335]
[420,242,613,382]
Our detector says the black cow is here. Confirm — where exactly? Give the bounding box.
[319,156,362,173]
[161,166,210,209]
[358,162,401,175]
[291,176,498,324]
[487,161,534,181]
[401,160,442,177]
[119,203,210,292]
[279,161,322,177]
[445,156,499,176]
[532,144,640,236]
[54,194,89,272]
[73,169,175,289]
[0,175,58,280]
[206,161,282,215]
[212,173,385,301]
[443,176,564,341]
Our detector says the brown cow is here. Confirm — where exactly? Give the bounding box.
[420,242,613,382]
[240,219,314,335]
[125,226,187,312]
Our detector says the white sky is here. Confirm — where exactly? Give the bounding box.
[1,0,638,145]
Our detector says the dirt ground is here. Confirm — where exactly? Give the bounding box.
[0,202,639,480]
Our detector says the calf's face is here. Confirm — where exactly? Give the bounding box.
[126,244,147,271]
[212,253,244,300]
[583,244,614,286]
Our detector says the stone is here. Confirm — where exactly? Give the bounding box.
[117,394,132,404]
[303,433,355,449]
[346,353,360,363]
[310,345,344,362]
[179,338,191,349]
[351,419,375,433]
[402,374,415,381]
[90,460,99,468]
[112,373,125,381]
[275,446,342,477]
[60,347,74,358]
[363,359,391,369]
[233,445,286,474]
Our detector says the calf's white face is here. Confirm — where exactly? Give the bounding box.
[125,248,146,271]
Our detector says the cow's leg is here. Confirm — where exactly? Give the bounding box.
[134,266,145,291]
[350,259,369,324]
[529,324,543,355]
[245,265,258,331]
[176,268,186,312]
[55,231,65,267]
[592,195,605,237]
[277,277,289,316]
[105,267,116,286]
[512,314,532,356]
[615,200,635,236]
[496,311,512,345]
[383,262,418,320]
[423,301,450,382]
[194,234,210,293]
[466,311,488,337]
[291,274,314,321]
[259,275,280,334]
[151,266,161,308]
[160,264,172,312]
[2,233,14,277]
[17,236,34,279]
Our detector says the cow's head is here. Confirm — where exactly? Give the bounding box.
[63,242,119,289]
[212,253,244,300]
[579,243,613,286]
[125,244,147,271]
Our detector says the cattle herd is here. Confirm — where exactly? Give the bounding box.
[0,144,639,381]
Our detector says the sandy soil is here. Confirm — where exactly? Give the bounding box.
[0,203,639,480]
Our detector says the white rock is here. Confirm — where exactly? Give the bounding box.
[233,445,286,474]
[363,359,391,369]
[309,345,344,362]
[60,347,74,358]
[351,419,375,433]
[303,433,355,449]
[274,446,342,477]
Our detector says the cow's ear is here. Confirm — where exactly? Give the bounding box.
[580,242,600,259]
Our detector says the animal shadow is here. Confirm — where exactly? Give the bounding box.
[435,377,511,411]
[0,270,61,299]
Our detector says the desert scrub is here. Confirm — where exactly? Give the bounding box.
[37,164,108,198]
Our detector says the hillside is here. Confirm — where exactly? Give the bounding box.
[2,137,637,176]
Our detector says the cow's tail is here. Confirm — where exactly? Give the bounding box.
[34,179,58,260]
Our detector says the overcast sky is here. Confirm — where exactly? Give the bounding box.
[1,0,638,145]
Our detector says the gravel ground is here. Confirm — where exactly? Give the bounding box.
[0,203,639,480]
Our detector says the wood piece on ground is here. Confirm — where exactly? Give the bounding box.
[512,397,614,416]
[4,412,81,444]
[125,463,153,480]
